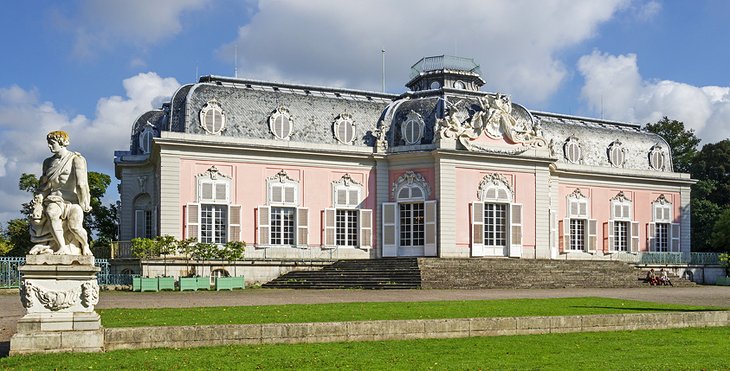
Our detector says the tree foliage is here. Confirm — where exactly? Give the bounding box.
[645,117,701,173]
[691,139,730,206]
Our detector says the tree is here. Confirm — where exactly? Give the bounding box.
[709,207,730,253]
[220,241,246,277]
[691,140,730,207]
[2,219,32,256]
[645,117,701,173]
[155,235,177,277]
[131,237,157,277]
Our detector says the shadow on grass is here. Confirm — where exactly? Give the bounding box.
[570,306,726,312]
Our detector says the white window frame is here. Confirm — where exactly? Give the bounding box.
[333,113,356,145]
[560,189,597,254]
[139,126,154,155]
[605,191,639,254]
[258,170,307,248]
[401,110,424,145]
[185,166,241,244]
[607,140,626,167]
[564,136,582,164]
[648,195,679,252]
[471,174,522,258]
[269,105,293,140]
[323,174,371,250]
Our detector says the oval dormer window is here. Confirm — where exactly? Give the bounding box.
[563,136,582,164]
[649,145,667,170]
[333,113,356,144]
[607,140,626,167]
[139,127,154,154]
[199,100,225,135]
[269,106,293,140]
[401,111,424,145]
[430,81,441,89]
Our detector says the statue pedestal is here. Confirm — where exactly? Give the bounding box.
[10,255,104,355]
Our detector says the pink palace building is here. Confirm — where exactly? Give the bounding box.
[114,56,692,262]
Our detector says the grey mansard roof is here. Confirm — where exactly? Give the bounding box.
[123,66,675,173]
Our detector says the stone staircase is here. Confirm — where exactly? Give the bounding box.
[262,258,421,289]
[262,258,696,290]
[419,258,694,289]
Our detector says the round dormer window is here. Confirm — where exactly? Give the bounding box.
[430,81,441,89]
[269,106,293,140]
[334,113,356,144]
[454,80,466,90]
[199,100,225,135]
[401,111,424,145]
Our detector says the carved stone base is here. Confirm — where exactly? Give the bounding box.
[10,255,103,355]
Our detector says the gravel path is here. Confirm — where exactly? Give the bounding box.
[2,286,729,344]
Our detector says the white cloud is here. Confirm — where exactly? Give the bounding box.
[635,0,661,21]
[223,0,629,105]
[0,73,180,226]
[66,0,208,59]
[577,50,730,142]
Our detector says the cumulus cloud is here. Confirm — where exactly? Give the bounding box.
[223,0,629,105]
[0,73,180,225]
[62,0,208,59]
[577,50,730,142]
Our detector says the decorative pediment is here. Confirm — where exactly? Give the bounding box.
[332,173,361,187]
[610,191,631,203]
[653,194,670,205]
[268,169,298,184]
[568,188,587,200]
[197,166,231,181]
[392,171,431,200]
[477,173,513,202]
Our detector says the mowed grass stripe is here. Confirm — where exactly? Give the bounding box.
[4,326,730,370]
[98,297,726,328]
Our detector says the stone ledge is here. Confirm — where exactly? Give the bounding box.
[104,311,729,352]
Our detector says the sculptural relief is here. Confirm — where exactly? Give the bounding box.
[28,131,93,256]
[434,93,546,153]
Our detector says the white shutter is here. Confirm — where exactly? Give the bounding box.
[578,201,588,218]
[349,189,359,207]
[186,203,199,241]
[336,189,347,207]
[424,200,437,257]
[359,209,373,250]
[215,183,227,202]
[670,223,680,252]
[285,186,296,204]
[201,182,213,202]
[323,208,336,248]
[587,219,597,253]
[569,200,579,217]
[605,221,614,253]
[228,205,241,242]
[623,204,631,219]
[257,206,270,246]
[382,202,398,257]
[471,202,485,257]
[647,223,656,251]
[630,221,640,253]
[297,207,309,247]
[134,209,145,238]
[561,218,570,253]
[509,203,522,258]
[271,185,282,203]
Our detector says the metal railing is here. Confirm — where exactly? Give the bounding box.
[1,257,113,288]
[110,241,134,259]
[637,252,722,265]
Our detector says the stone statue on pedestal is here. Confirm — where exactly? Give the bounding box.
[28,130,93,256]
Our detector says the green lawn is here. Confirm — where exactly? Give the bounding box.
[98,297,725,328]
[3,326,729,369]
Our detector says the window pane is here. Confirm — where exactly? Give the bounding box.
[484,203,507,247]
[271,207,295,245]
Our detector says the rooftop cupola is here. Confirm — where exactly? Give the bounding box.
[406,55,485,92]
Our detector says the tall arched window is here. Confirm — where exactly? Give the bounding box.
[648,194,679,252]
[471,174,522,258]
[133,193,154,239]
[382,171,437,257]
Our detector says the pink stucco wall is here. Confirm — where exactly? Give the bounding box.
[558,184,681,252]
[179,159,375,248]
[454,167,537,251]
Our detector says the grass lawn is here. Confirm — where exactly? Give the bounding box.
[2,326,729,369]
[98,297,726,328]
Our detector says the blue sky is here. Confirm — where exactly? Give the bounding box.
[1,0,729,225]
